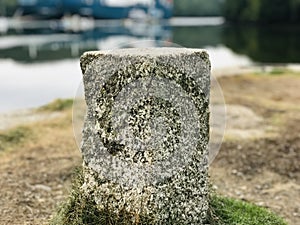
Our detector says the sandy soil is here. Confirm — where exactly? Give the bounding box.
[0,109,63,131]
[0,72,299,224]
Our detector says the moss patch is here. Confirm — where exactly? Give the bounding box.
[51,168,287,225]
[38,99,73,112]
[254,67,300,77]
[0,126,31,152]
[207,195,287,225]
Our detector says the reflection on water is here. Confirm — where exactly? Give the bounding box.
[223,25,300,64]
[0,22,172,63]
[0,18,299,112]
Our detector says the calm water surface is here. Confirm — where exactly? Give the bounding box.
[0,18,299,112]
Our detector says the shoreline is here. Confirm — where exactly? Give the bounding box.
[1,64,299,131]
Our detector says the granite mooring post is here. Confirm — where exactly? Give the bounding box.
[80,48,211,224]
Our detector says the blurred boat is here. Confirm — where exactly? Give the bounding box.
[17,0,173,19]
[0,20,172,63]
[18,0,64,19]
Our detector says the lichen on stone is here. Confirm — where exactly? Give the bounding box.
[80,51,104,74]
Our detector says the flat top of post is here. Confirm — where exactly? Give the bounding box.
[80,47,210,74]
[81,47,208,58]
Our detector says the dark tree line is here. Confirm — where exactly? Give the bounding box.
[223,0,300,23]
[0,0,17,17]
[173,0,223,17]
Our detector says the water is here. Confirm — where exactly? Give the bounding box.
[0,17,299,112]
[0,59,81,112]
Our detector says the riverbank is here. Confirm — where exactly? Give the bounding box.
[0,70,299,224]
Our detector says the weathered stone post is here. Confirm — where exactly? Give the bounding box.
[80,48,211,224]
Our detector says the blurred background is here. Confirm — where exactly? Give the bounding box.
[0,2,300,224]
[0,0,299,112]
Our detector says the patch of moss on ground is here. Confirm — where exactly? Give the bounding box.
[51,168,288,225]
[206,195,287,225]
[0,126,31,152]
[38,99,73,112]
[254,67,300,77]
[268,68,288,75]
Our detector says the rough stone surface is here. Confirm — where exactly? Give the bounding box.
[80,48,211,224]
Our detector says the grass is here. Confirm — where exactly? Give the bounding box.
[50,167,154,225]
[0,126,32,152]
[0,99,73,153]
[268,68,287,75]
[38,99,74,112]
[254,67,300,77]
[0,99,74,153]
[51,168,287,225]
[207,195,288,225]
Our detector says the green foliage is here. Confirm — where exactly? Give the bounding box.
[0,126,31,151]
[241,0,261,22]
[173,0,223,17]
[207,195,288,225]
[51,167,288,225]
[223,0,300,23]
[269,68,288,75]
[259,0,290,23]
[1,0,17,7]
[223,0,247,21]
[0,0,17,16]
[38,99,74,112]
[173,26,222,48]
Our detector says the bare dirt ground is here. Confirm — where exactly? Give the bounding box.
[210,73,300,225]
[0,72,299,225]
